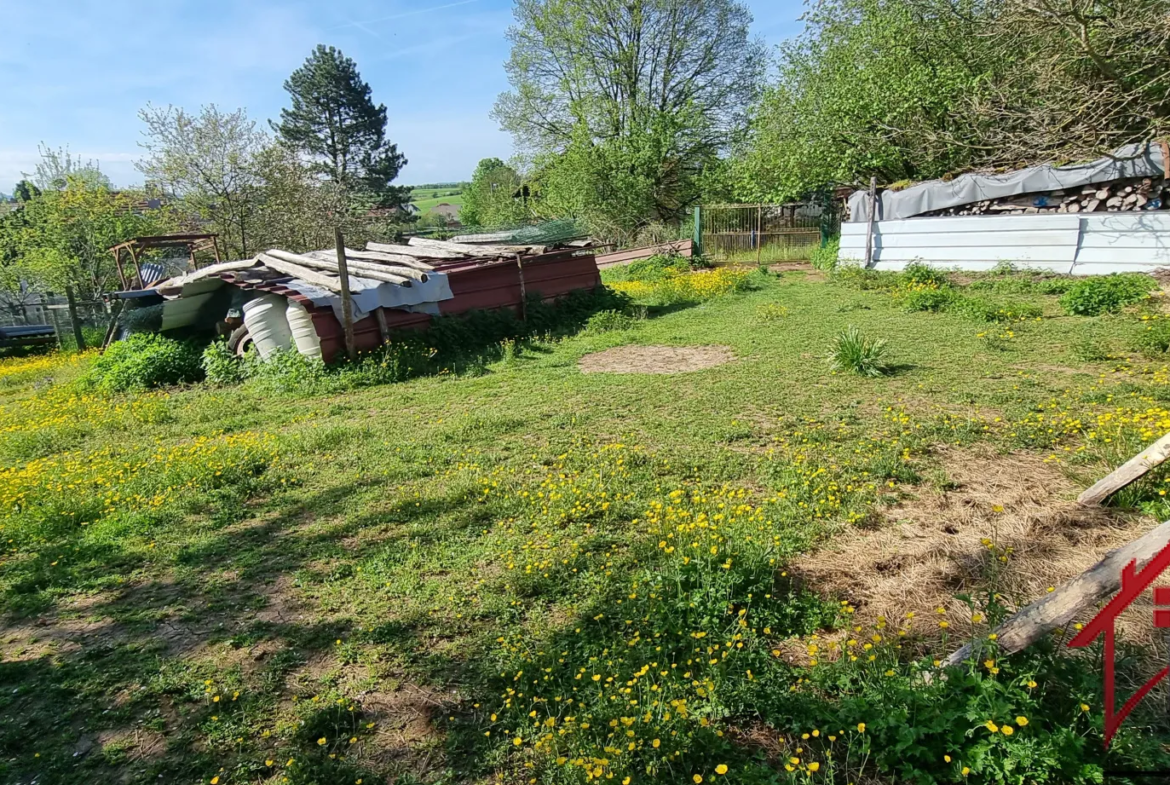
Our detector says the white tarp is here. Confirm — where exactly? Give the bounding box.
[282,271,454,322]
[848,142,1168,222]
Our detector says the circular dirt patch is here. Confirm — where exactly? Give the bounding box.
[578,345,734,374]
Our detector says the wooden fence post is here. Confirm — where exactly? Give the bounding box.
[864,177,878,269]
[334,227,357,361]
[65,285,86,351]
[693,206,703,258]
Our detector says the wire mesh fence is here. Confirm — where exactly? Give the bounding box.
[0,294,110,352]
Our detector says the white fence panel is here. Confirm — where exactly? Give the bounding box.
[839,213,1170,275]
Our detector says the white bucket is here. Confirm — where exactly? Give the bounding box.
[285,299,323,360]
[242,294,293,359]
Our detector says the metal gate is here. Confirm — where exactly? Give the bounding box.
[700,203,832,264]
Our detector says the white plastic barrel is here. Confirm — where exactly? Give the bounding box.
[242,294,293,359]
[285,299,323,360]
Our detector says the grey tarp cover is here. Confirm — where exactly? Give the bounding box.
[847,142,1168,222]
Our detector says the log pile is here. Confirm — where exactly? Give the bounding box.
[924,176,1169,217]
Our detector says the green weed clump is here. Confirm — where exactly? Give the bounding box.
[828,326,891,377]
[968,274,1074,296]
[79,333,203,393]
[201,341,245,386]
[603,253,694,284]
[1059,274,1155,316]
[583,309,641,334]
[903,287,957,312]
[1132,316,1170,356]
[810,237,839,271]
[901,261,952,288]
[957,297,1043,323]
[757,303,790,321]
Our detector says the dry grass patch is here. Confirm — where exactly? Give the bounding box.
[578,344,734,374]
[793,444,1157,644]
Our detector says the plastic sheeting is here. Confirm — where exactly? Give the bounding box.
[282,270,454,323]
[847,142,1168,222]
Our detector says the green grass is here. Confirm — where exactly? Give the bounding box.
[2,269,1170,783]
[411,191,465,214]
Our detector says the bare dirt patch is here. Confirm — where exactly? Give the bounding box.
[578,345,734,375]
[792,444,1157,645]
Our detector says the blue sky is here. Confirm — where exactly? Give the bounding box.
[0,0,806,193]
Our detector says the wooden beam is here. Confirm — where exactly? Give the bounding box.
[342,248,434,271]
[127,245,144,290]
[366,241,464,260]
[270,250,415,286]
[939,520,1170,669]
[257,254,363,295]
[1078,432,1170,506]
[408,236,537,257]
[374,308,390,345]
[111,247,128,290]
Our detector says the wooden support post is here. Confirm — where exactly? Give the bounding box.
[864,177,878,269]
[757,204,763,265]
[112,248,129,290]
[515,254,527,322]
[127,245,144,289]
[374,308,391,345]
[65,285,85,351]
[101,300,125,351]
[188,243,199,272]
[335,227,357,361]
[693,206,703,259]
[47,304,63,349]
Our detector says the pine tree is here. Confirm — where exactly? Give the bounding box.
[274,45,408,207]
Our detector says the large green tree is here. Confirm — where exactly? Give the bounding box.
[735,0,1170,203]
[494,0,765,237]
[460,158,528,228]
[274,45,409,208]
[250,143,381,254]
[137,104,268,258]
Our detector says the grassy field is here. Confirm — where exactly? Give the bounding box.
[3,262,1170,784]
[410,186,465,214]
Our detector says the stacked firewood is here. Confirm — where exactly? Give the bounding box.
[924,176,1168,217]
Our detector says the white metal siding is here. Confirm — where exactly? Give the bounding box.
[839,213,1170,275]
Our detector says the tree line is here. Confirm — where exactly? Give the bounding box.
[469,0,1168,244]
[4,0,1167,301]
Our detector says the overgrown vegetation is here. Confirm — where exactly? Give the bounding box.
[79,333,203,393]
[1059,274,1156,316]
[2,271,1170,783]
[602,254,758,307]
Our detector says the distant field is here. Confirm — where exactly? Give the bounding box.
[411,192,464,213]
